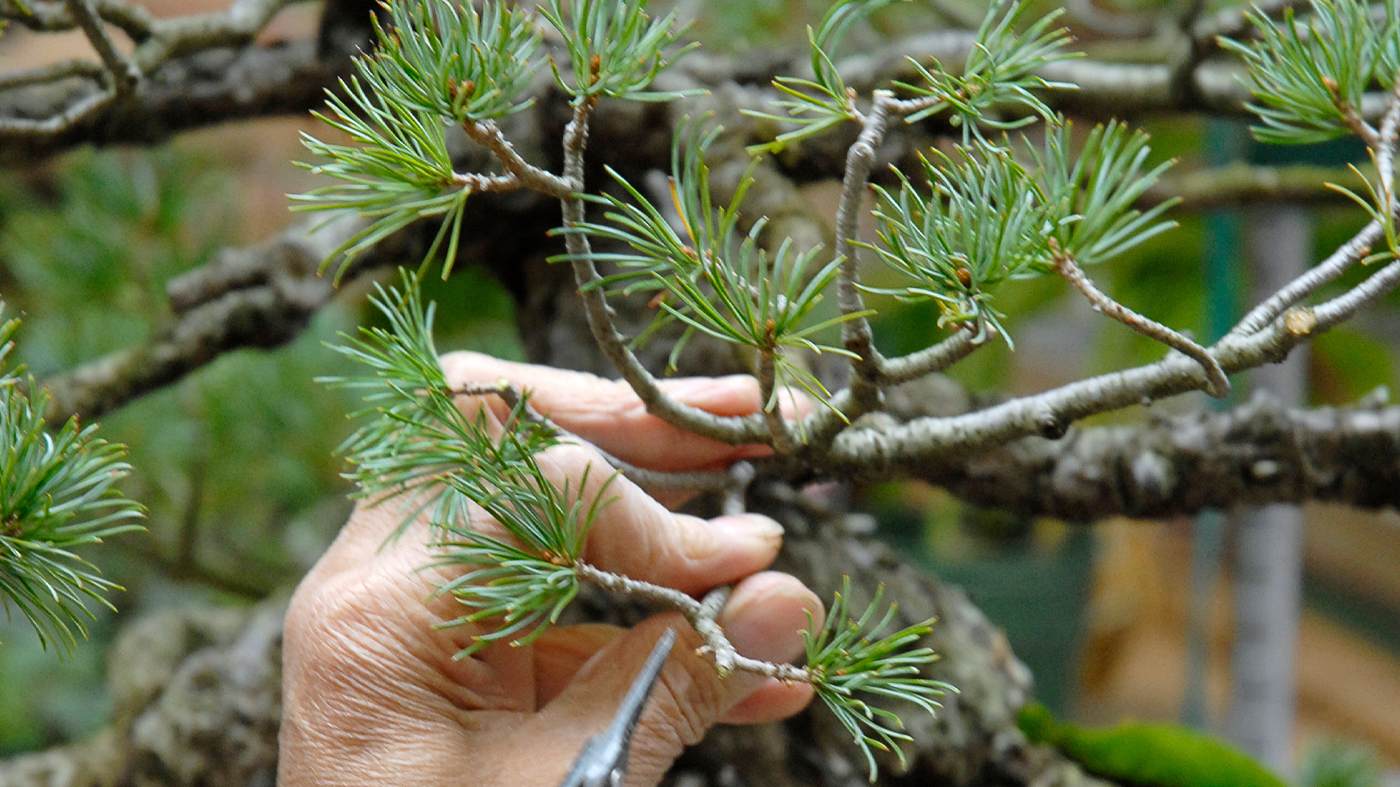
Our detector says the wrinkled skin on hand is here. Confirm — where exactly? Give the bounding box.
[279,352,824,787]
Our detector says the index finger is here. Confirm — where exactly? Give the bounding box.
[439,351,804,473]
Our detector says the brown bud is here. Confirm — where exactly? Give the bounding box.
[589,54,602,85]
[449,79,474,100]
[956,266,972,288]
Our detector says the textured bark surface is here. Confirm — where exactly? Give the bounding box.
[0,600,285,787]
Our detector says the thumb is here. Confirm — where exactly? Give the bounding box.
[538,576,820,786]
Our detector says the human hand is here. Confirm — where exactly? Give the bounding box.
[280,352,824,787]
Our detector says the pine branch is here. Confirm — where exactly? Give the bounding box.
[802,577,951,781]
[887,388,1400,521]
[0,307,144,654]
[1052,243,1229,399]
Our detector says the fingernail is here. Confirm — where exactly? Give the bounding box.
[711,514,783,547]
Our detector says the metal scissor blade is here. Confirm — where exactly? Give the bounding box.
[558,628,677,787]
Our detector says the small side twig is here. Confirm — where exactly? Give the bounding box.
[832,91,941,406]
[757,348,796,454]
[1053,242,1229,398]
[0,59,105,91]
[575,561,703,617]
[575,563,813,684]
[1325,75,1381,149]
[1313,256,1400,330]
[833,90,894,401]
[450,171,528,194]
[877,326,986,387]
[721,462,754,517]
[1229,218,1383,338]
[693,586,735,676]
[1371,76,1400,222]
[461,119,573,199]
[65,0,140,93]
[0,89,115,136]
[1227,82,1400,341]
[798,327,985,451]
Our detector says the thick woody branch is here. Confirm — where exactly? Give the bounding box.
[0,40,344,164]
[821,310,1319,477]
[1,0,155,39]
[908,390,1400,521]
[1191,0,1312,44]
[2,16,1348,166]
[38,214,391,422]
[0,0,322,150]
[1140,162,1370,211]
[3,0,308,69]
[34,167,568,422]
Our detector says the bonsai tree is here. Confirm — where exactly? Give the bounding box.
[1,0,1399,783]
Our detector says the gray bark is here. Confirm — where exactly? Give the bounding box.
[0,600,285,787]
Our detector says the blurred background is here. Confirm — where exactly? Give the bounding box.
[1,1,1397,784]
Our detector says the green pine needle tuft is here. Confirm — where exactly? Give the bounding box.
[324,271,559,539]
[1221,0,1400,145]
[804,576,953,782]
[897,0,1076,133]
[323,272,612,656]
[865,122,1175,348]
[743,0,898,153]
[430,458,616,657]
[291,0,541,281]
[553,119,870,403]
[0,306,144,655]
[539,0,700,102]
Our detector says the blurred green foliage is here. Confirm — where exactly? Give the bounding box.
[1298,739,1384,787]
[0,147,525,753]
